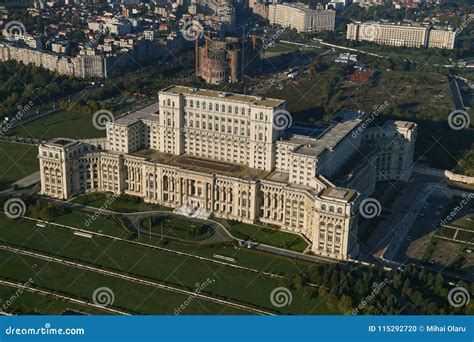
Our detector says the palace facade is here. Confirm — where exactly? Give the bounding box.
[38,86,417,260]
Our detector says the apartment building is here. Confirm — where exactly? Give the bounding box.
[347,21,456,49]
[269,2,336,33]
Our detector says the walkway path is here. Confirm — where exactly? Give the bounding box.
[40,196,338,265]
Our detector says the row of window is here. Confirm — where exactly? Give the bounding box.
[320,204,343,214]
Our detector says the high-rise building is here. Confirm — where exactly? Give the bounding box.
[346,22,456,49]
[269,2,336,33]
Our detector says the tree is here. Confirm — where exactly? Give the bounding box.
[338,295,353,314]
[303,286,316,300]
[326,294,338,310]
[292,274,304,290]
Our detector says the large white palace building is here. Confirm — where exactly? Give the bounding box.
[38,86,417,260]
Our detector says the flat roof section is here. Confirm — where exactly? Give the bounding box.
[168,154,270,180]
[161,85,285,108]
[287,122,330,138]
[321,186,357,202]
[131,149,175,164]
[113,101,160,127]
[45,138,80,148]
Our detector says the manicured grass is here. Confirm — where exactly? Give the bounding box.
[52,211,132,238]
[0,216,335,314]
[40,209,318,278]
[265,42,300,53]
[141,216,213,241]
[0,284,107,315]
[227,221,309,253]
[0,141,39,190]
[0,249,244,315]
[7,110,105,141]
[72,192,172,213]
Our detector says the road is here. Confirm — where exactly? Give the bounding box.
[41,196,339,265]
[449,75,468,110]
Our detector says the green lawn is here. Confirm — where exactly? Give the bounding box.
[141,216,213,241]
[0,249,244,315]
[0,141,39,190]
[52,211,132,238]
[227,222,309,253]
[265,42,300,53]
[7,110,105,141]
[34,209,318,278]
[0,215,335,314]
[72,192,172,213]
[0,284,108,315]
